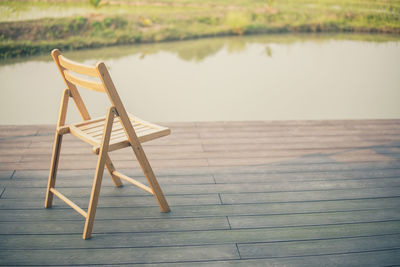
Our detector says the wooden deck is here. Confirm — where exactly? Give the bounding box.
[0,119,400,266]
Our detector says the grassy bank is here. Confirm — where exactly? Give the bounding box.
[1,0,399,59]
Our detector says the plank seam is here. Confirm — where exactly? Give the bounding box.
[235,243,242,259]
[226,216,232,230]
[7,164,400,175]
[6,175,400,186]
[1,233,399,250]
[217,193,223,205]
[0,187,5,198]
[7,174,400,185]
[212,174,216,184]
[236,247,400,261]
[3,187,400,200]
[9,170,16,180]
[15,248,396,266]
[236,233,400,246]
[2,195,400,210]
[1,212,400,224]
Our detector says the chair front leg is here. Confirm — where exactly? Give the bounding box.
[83,107,116,239]
[45,88,70,208]
[45,133,63,208]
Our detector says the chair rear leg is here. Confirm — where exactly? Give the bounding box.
[105,154,123,187]
[45,133,63,208]
[133,146,170,213]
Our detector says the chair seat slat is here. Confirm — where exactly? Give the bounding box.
[69,125,99,146]
[75,117,105,129]
[72,115,169,149]
[94,125,157,142]
[84,122,114,135]
[93,128,169,154]
[92,129,170,154]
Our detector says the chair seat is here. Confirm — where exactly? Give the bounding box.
[69,113,170,154]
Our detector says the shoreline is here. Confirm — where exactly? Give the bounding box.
[1,25,400,60]
[1,0,399,59]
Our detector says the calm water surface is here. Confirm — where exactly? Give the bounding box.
[1,34,399,124]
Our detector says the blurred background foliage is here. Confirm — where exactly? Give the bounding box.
[0,0,399,58]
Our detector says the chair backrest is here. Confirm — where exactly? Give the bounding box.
[52,49,141,146]
[57,54,106,93]
[52,49,127,119]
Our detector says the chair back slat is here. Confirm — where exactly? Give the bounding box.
[51,49,91,120]
[64,70,105,93]
[59,55,98,77]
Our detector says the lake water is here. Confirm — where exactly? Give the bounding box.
[1,34,399,124]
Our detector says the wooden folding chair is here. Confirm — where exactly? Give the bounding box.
[45,49,170,239]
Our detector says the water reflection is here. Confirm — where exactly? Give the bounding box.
[1,34,399,124]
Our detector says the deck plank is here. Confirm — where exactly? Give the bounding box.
[1,221,399,249]
[0,244,240,265]
[108,250,400,267]
[220,187,400,204]
[238,234,400,259]
[1,198,399,222]
[227,209,400,229]
[0,216,230,235]
[0,194,221,209]
[2,177,400,199]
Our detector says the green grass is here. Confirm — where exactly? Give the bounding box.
[0,0,399,59]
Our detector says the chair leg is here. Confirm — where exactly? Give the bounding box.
[82,151,107,239]
[105,154,123,187]
[45,133,63,208]
[45,88,69,208]
[133,146,170,213]
[83,106,116,240]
